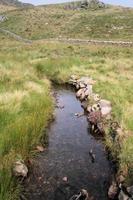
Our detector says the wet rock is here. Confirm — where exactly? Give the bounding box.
[80,91,86,101]
[75,112,84,117]
[56,103,65,109]
[76,88,84,98]
[62,176,68,182]
[89,149,95,163]
[81,101,88,110]
[13,160,28,178]
[108,181,118,199]
[76,88,90,101]
[69,189,89,200]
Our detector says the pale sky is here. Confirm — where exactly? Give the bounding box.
[21,0,133,7]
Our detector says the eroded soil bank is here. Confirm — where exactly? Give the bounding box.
[22,88,115,200]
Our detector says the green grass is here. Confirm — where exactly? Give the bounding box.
[0,5,133,41]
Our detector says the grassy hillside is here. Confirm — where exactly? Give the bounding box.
[0,0,33,7]
[0,4,16,13]
[0,4,133,40]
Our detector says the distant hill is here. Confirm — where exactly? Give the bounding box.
[0,0,33,7]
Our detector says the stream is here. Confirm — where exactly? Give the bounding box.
[23,88,114,200]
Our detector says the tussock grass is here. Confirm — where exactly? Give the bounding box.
[0,41,53,199]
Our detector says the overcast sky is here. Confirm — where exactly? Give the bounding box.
[21,0,133,7]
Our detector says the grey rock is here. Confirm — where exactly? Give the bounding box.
[99,99,112,116]
[13,160,28,178]
[118,190,130,200]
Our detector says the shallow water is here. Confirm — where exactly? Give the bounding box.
[23,89,114,200]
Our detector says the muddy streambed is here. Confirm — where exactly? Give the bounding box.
[23,88,114,200]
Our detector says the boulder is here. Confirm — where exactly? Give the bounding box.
[79,82,86,89]
[76,88,84,98]
[101,106,112,116]
[80,91,86,101]
[99,99,112,116]
[13,160,28,178]
[99,99,111,107]
[84,85,93,96]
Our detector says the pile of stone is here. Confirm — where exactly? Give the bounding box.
[69,75,133,199]
[69,75,112,134]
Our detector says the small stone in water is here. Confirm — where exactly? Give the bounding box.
[75,112,84,117]
[62,176,68,182]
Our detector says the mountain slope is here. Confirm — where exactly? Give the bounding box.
[0,3,133,41]
[0,0,33,7]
